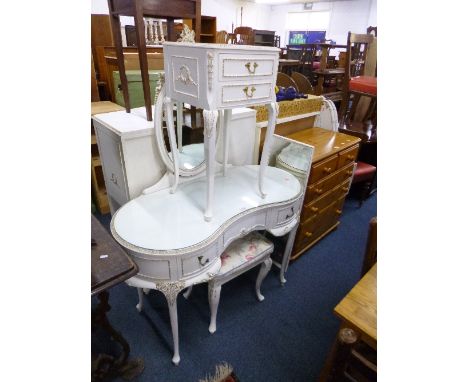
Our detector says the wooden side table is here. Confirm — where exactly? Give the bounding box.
[107,0,201,121]
[91,215,143,381]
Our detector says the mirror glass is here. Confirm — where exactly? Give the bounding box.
[163,102,205,172]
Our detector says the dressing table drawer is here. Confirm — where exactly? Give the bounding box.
[181,244,219,278]
[223,213,267,248]
[219,54,277,80]
[276,200,301,226]
[220,82,273,107]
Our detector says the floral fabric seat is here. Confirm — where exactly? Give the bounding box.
[184,231,274,334]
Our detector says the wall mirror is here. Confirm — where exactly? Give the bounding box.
[154,80,211,177]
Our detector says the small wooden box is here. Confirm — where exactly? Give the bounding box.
[113,70,164,109]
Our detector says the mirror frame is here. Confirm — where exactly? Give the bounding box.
[154,82,207,177]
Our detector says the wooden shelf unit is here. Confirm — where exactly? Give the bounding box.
[91,101,125,214]
[183,15,217,43]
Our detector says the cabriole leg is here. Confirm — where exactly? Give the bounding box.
[280,223,298,286]
[136,287,144,312]
[256,257,272,301]
[183,286,193,299]
[259,102,279,198]
[203,110,219,222]
[208,283,222,334]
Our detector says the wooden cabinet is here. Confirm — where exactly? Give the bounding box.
[91,101,125,214]
[253,30,276,47]
[183,16,217,43]
[286,127,361,260]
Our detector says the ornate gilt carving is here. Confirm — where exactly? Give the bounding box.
[154,281,186,306]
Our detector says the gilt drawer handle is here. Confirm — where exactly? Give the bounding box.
[243,86,256,98]
[346,154,355,160]
[110,173,118,185]
[245,62,258,74]
[198,256,210,266]
[285,206,294,220]
[305,231,312,238]
[323,167,333,174]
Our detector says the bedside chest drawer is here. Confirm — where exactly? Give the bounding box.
[220,54,277,80]
[220,82,273,106]
[337,145,359,169]
[304,163,353,204]
[309,155,338,184]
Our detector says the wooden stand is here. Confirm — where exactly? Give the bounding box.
[107,0,201,121]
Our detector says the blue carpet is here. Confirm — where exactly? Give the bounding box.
[94,192,376,381]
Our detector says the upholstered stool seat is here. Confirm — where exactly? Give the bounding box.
[184,232,274,333]
[312,61,321,70]
[353,161,376,183]
[349,75,377,96]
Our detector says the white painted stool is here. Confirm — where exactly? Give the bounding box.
[184,232,274,333]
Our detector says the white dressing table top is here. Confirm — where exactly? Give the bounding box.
[112,165,301,252]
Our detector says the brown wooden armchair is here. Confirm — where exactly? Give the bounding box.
[276,72,298,91]
[291,71,313,95]
[233,26,254,45]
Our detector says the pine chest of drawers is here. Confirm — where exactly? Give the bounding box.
[286,127,361,260]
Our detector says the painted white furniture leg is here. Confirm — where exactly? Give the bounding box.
[143,288,150,295]
[183,286,193,299]
[164,97,180,194]
[203,110,219,222]
[280,223,299,286]
[154,281,185,365]
[208,283,221,334]
[136,287,144,312]
[258,102,279,198]
[176,101,183,152]
[222,109,231,176]
[256,257,272,301]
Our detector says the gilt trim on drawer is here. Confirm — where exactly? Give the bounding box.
[221,82,272,104]
[221,57,275,78]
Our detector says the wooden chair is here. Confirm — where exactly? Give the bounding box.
[276,72,298,91]
[183,232,274,334]
[216,30,228,44]
[291,71,313,95]
[233,26,254,45]
[339,32,377,125]
[361,217,377,277]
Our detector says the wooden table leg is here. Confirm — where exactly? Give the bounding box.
[108,6,130,113]
[133,1,152,121]
[203,110,219,221]
[258,102,278,198]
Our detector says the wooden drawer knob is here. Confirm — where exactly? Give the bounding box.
[346,170,353,176]
[341,186,349,192]
[346,154,354,160]
[309,206,319,212]
[323,167,333,174]
[315,188,323,194]
[305,231,312,238]
[335,209,342,215]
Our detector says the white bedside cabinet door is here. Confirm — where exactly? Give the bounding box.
[95,128,129,208]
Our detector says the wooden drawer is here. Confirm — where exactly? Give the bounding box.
[304,162,354,204]
[219,54,277,80]
[309,155,338,185]
[220,82,273,106]
[337,145,359,169]
[302,179,350,221]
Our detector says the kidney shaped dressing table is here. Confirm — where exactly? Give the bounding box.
[107,42,313,365]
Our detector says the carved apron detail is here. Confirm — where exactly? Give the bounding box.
[154,281,186,306]
[203,110,218,139]
[207,52,214,91]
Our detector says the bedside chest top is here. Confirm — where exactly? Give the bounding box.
[91,101,125,116]
[287,127,361,163]
[163,41,280,53]
[92,106,153,139]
